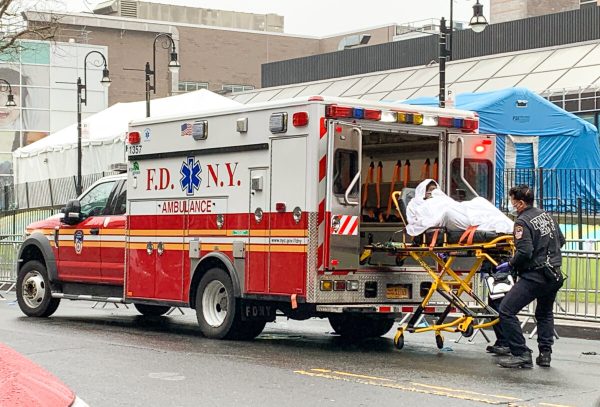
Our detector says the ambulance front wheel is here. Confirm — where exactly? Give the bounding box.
[16,260,60,318]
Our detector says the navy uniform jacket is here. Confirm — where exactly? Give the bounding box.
[508,206,565,283]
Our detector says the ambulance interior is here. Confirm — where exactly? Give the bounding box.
[357,131,436,258]
[355,129,492,268]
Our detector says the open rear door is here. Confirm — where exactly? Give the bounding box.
[446,133,496,202]
[327,121,362,270]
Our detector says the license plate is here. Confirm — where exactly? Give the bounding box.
[386,284,410,299]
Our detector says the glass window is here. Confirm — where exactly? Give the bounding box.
[551,66,600,90]
[320,78,360,97]
[21,65,50,87]
[110,184,127,215]
[402,66,437,87]
[295,82,331,97]
[534,45,595,72]
[222,84,255,93]
[369,70,416,93]
[248,89,281,103]
[333,149,359,195]
[343,74,387,97]
[495,51,553,76]
[448,80,486,95]
[22,87,50,109]
[450,158,493,201]
[575,44,600,67]
[457,56,513,82]
[477,75,526,92]
[79,180,117,217]
[516,70,567,92]
[271,86,305,100]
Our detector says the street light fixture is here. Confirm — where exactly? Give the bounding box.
[76,50,111,196]
[0,79,17,107]
[439,0,488,108]
[145,32,181,117]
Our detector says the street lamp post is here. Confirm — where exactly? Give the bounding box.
[76,51,111,196]
[439,0,488,108]
[0,79,17,107]
[145,33,181,118]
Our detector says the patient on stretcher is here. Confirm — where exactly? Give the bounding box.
[406,179,514,240]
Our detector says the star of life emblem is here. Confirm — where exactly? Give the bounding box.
[180,156,202,196]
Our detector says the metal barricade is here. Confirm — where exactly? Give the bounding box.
[0,235,23,296]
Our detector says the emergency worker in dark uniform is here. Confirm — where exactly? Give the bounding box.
[495,185,565,368]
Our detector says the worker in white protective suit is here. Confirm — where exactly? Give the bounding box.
[406,179,514,237]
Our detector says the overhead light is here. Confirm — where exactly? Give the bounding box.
[168,52,180,74]
[470,0,488,33]
[5,93,16,107]
[101,67,111,88]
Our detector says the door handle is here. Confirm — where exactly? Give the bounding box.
[90,228,100,235]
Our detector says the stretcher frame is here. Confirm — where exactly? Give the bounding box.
[360,191,515,350]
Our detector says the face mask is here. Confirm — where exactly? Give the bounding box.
[507,202,518,216]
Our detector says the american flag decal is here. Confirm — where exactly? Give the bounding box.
[180,123,192,136]
[331,215,359,236]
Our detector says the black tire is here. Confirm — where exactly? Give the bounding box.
[134,303,171,317]
[329,315,395,340]
[195,268,242,340]
[233,320,267,340]
[16,260,60,318]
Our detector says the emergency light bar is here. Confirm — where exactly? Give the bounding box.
[325,104,478,131]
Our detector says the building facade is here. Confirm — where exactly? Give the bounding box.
[491,0,599,23]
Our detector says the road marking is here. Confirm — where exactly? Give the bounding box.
[295,368,575,407]
[294,369,515,404]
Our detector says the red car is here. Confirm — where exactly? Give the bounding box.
[0,343,88,407]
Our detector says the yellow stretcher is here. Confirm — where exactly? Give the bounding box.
[360,191,515,350]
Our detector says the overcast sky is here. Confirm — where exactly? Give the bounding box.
[55,0,491,37]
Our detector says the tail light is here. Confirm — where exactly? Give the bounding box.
[128,131,141,144]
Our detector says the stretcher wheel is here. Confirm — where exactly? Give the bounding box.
[395,256,405,267]
[462,324,475,338]
[393,329,405,350]
[435,333,444,349]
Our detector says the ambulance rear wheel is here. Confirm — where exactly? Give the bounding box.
[16,260,60,318]
[329,315,394,340]
[134,304,171,317]
[196,267,242,340]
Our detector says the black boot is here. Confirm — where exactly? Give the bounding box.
[536,351,551,367]
[498,352,533,368]
[486,345,510,356]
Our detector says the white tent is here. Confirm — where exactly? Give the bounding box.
[13,90,241,184]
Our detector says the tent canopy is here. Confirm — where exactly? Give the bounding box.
[403,87,600,208]
[13,90,241,184]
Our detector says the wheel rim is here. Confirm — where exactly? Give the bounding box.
[202,280,228,327]
[21,271,46,309]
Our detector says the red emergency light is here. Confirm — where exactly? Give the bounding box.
[325,105,353,118]
[438,117,454,127]
[128,131,141,144]
[474,144,486,154]
[292,112,309,127]
[462,118,479,131]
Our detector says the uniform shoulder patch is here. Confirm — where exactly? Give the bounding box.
[514,225,523,240]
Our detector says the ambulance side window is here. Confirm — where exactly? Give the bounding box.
[79,181,117,218]
[333,149,359,195]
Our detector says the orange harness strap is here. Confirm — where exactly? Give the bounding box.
[429,229,440,251]
[403,160,411,188]
[433,158,439,182]
[386,160,402,219]
[420,158,431,180]
[375,161,383,209]
[459,226,478,245]
[362,162,374,207]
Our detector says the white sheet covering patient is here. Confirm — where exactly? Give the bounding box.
[405,179,513,237]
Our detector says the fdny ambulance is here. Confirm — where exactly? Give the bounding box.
[16,96,495,340]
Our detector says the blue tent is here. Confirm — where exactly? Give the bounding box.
[402,88,600,210]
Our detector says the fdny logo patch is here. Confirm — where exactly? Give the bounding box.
[74,230,84,254]
[514,225,523,240]
[180,156,202,196]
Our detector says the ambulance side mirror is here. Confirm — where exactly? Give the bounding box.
[61,199,82,225]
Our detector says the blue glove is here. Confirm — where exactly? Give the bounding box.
[495,262,512,274]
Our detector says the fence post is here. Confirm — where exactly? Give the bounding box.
[538,167,544,210]
[73,176,78,197]
[25,182,30,209]
[3,184,8,211]
[48,178,54,207]
[577,197,583,250]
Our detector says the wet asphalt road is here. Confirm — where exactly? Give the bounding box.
[1,292,600,407]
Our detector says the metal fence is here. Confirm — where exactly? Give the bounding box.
[498,168,600,240]
[1,172,118,211]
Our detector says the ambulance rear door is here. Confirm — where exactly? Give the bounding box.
[327,121,362,270]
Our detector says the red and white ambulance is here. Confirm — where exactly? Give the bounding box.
[17,96,495,340]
